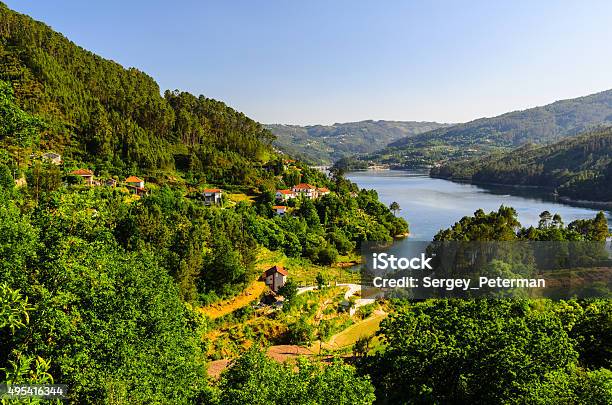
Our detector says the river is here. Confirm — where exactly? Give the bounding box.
[346,170,612,241]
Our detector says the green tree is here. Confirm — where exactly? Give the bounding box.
[278,279,299,304]
[315,272,326,290]
[389,201,400,216]
[366,299,580,404]
[287,318,314,346]
[219,348,375,405]
[0,164,13,190]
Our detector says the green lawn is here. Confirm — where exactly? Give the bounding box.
[323,311,387,350]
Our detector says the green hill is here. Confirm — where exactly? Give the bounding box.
[369,89,612,168]
[267,120,449,164]
[431,127,612,202]
[0,2,274,187]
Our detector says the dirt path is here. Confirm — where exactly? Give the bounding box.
[197,281,265,319]
[207,345,316,379]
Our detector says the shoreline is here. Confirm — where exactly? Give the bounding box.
[429,174,612,210]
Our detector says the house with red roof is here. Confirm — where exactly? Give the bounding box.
[70,169,94,185]
[124,176,147,195]
[272,205,287,216]
[202,188,222,206]
[317,187,330,196]
[275,189,296,201]
[292,183,318,199]
[263,265,288,292]
[125,176,145,188]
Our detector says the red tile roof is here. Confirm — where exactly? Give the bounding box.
[272,206,287,210]
[265,265,288,276]
[71,169,93,176]
[203,188,221,193]
[293,183,315,190]
[125,176,143,183]
[277,189,294,195]
[318,187,330,192]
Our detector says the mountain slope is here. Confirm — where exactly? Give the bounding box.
[431,127,612,202]
[267,120,449,164]
[369,89,612,167]
[0,2,274,186]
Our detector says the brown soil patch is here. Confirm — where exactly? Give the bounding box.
[198,281,266,319]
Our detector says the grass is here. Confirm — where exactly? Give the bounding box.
[226,192,255,205]
[323,311,387,350]
[198,281,266,320]
[255,247,361,286]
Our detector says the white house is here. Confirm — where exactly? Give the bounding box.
[292,183,318,199]
[263,265,288,292]
[70,169,94,185]
[272,205,287,216]
[125,176,145,188]
[202,188,222,206]
[275,189,296,201]
[317,187,330,196]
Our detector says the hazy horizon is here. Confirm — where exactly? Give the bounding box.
[6,0,612,126]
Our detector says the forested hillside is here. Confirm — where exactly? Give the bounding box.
[267,120,448,164]
[431,127,612,202]
[0,3,409,402]
[0,2,273,187]
[367,89,612,167]
[1,3,610,404]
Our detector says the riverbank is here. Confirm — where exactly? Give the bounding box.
[429,174,612,211]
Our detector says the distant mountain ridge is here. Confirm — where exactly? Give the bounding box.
[431,127,612,202]
[368,89,612,168]
[267,120,450,164]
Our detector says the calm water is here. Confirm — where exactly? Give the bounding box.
[347,170,612,241]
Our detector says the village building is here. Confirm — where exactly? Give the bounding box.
[272,205,287,216]
[105,178,117,187]
[292,183,318,199]
[125,176,147,195]
[263,265,288,292]
[70,169,94,185]
[42,152,62,165]
[275,189,296,201]
[317,187,330,196]
[125,176,145,188]
[202,188,222,206]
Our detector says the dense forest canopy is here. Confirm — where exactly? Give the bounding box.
[431,127,612,202]
[0,2,274,187]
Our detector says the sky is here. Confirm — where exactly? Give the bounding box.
[6,0,612,125]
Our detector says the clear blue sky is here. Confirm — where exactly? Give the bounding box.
[6,0,612,125]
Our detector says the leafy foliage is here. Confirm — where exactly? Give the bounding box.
[432,127,612,202]
[365,299,611,404]
[218,348,376,404]
[0,3,274,187]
